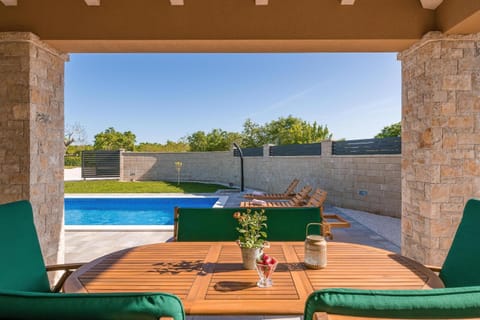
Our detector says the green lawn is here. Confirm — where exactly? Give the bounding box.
[65,180,231,193]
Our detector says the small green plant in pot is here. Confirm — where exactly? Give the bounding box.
[233,209,268,269]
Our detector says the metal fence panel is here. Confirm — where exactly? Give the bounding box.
[81,150,121,178]
[332,137,401,155]
[269,143,322,156]
[233,147,263,157]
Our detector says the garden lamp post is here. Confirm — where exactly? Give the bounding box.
[175,161,183,185]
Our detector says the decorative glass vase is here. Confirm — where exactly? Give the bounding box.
[255,260,278,288]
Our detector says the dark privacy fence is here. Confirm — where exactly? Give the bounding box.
[332,137,401,155]
[233,138,401,157]
[81,150,121,178]
[269,143,321,156]
[233,147,263,157]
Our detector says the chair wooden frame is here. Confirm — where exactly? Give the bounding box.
[46,263,85,292]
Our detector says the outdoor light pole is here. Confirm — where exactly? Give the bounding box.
[233,143,244,192]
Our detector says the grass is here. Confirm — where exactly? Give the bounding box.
[64,180,231,193]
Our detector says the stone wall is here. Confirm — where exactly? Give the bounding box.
[121,141,401,217]
[121,151,237,184]
[398,32,480,265]
[0,32,67,266]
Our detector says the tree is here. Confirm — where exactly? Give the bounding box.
[241,119,269,147]
[186,129,242,151]
[64,122,87,149]
[65,144,94,156]
[375,122,401,138]
[186,131,208,151]
[242,115,332,147]
[135,141,190,152]
[94,127,136,151]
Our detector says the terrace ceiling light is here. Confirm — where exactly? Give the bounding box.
[170,0,184,5]
[255,0,268,5]
[0,0,17,6]
[419,0,444,9]
[338,0,444,10]
[84,0,100,6]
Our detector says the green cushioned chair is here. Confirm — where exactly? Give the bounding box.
[304,198,480,320]
[439,198,480,288]
[304,287,480,320]
[0,200,185,320]
[174,207,323,241]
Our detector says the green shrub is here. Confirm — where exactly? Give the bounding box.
[64,156,81,167]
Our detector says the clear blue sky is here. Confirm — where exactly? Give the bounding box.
[65,53,401,144]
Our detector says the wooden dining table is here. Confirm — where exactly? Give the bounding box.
[64,241,444,315]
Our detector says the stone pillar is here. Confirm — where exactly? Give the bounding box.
[398,32,480,265]
[262,144,273,158]
[0,32,68,266]
[321,140,332,157]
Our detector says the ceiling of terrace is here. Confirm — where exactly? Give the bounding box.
[1,0,479,53]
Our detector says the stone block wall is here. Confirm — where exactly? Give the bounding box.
[122,151,238,184]
[398,32,480,265]
[0,32,67,266]
[121,142,401,217]
[319,155,401,217]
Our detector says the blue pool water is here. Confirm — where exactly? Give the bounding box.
[64,197,219,225]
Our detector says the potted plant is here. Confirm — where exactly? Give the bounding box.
[233,209,268,269]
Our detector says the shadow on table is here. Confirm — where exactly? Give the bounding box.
[150,260,304,275]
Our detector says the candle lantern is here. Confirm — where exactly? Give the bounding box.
[304,223,327,269]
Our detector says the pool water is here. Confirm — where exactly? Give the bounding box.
[65,197,220,225]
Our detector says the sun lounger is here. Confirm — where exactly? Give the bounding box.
[304,188,328,207]
[243,178,300,200]
[241,187,350,239]
[240,185,312,208]
[304,188,350,239]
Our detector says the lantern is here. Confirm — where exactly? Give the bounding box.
[304,223,327,269]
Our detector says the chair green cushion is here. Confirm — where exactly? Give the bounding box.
[0,200,51,292]
[304,286,480,320]
[176,207,322,241]
[0,290,185,320]
[440,198,480,287]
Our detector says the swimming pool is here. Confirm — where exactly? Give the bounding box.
[65,196,225,227]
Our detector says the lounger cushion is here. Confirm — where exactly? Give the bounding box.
[440,198,480,288]
[0,290,185,320]
[176,207,322,241]
[0,200,51,293]
[304,286,480,320]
